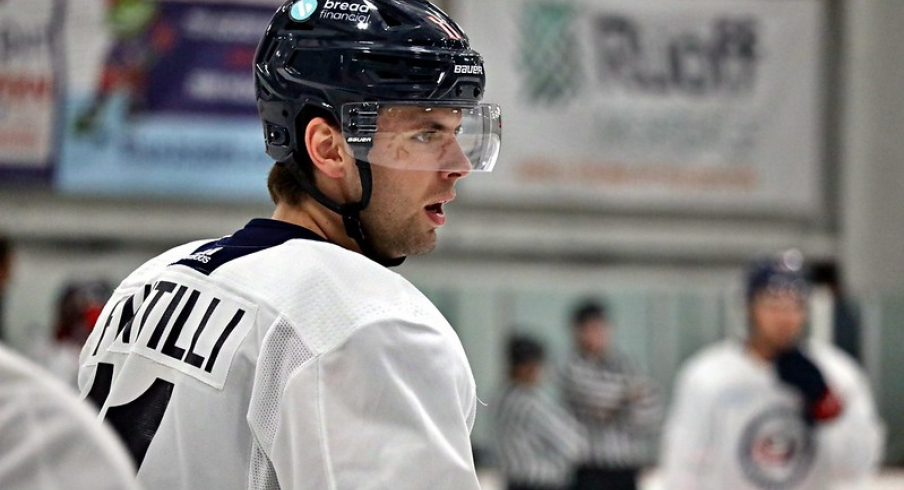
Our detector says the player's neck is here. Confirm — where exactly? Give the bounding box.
[745,336,779,362]
[271,200,362,254]
[579,347,605,361]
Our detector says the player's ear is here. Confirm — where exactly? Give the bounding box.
[305,117,352,179]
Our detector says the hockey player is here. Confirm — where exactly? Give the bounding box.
[660,250,884,490]
[77,1,501,489]
[0,343,142,490]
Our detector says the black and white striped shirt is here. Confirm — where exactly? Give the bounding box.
[493,383,588,488]
[561,350,662,469]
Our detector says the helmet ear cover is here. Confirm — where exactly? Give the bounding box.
[260,99,337,180]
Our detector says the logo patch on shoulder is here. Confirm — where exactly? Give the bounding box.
[183,247,223,264]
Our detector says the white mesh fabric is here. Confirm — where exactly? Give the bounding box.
[247,318,316,490]
[248,440,280,490]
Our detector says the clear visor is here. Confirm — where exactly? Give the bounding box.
[340,102,502,172]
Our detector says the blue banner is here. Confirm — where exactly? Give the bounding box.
[58,0,278,201]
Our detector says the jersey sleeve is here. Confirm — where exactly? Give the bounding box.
[264,318,480,490]
[660,359,716,490]
[814,347,885,483]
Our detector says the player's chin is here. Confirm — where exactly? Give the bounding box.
[405,230,438,256]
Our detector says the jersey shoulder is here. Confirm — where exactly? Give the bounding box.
[805,340,869,392]
[678,340,749,390]
[209,239,449,354]
[116,239,213,293]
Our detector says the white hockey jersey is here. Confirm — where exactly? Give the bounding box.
[0,343,141,490]
[661,340,884,490]
[78,219,480,490]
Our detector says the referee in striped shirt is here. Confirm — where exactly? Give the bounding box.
[494,334,588,490]
[561,301,662,490]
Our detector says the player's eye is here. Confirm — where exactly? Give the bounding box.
[413,131,437,143]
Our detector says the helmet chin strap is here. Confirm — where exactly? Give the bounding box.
[282,158,405,267]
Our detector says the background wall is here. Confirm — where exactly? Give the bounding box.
[840,0,904,463]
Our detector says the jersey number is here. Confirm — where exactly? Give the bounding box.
[87,362,174,468]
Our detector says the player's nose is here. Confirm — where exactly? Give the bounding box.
[440,140,471,180]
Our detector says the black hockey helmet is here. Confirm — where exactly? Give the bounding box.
[254,0,501,263]
[255,0,499,170]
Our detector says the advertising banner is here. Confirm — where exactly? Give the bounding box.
[58,0,279,200]
[0,0,63,185]
[460,0,825,216]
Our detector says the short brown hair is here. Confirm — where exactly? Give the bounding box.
[571,300,607,327]
[267,164,308,206]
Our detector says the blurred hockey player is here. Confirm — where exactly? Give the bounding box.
[77,0,502,489]
[661,250,884,490]
[0,342,142,490]
[41,279,114,385]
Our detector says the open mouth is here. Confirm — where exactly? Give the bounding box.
[425,199,449,226]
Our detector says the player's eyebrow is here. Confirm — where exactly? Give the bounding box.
[420,121,455,132]
[411,113,463,132]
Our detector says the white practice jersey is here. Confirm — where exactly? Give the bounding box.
[661,340,884,490]
[0,343,141,490]
[78,219,480,490]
